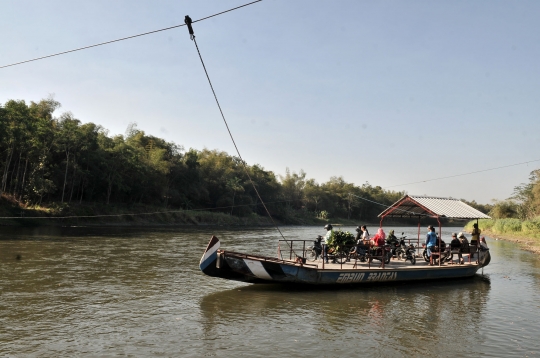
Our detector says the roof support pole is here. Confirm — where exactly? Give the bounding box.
[417,217,421,243]
[379,212,388,228]
[437,216,442,267]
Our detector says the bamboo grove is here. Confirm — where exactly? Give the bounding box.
[0,98,406,222]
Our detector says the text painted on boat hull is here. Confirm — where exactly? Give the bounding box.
[336,271,397,283]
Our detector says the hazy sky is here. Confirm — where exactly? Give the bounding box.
[2,0,540,204]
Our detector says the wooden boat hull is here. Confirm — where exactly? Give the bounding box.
[200,236,489,285]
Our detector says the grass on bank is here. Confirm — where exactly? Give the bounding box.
[0,195,274,226]
[0,194,333,226]
[465,218,540,252]
[1,194,434,228]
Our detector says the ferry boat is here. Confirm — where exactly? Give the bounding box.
[199,195,491,286]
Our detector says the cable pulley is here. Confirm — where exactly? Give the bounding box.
[184,15,195,40]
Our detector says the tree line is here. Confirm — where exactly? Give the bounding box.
[1,97,410,222]
[485,169,540,220]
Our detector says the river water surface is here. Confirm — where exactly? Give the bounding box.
[1,226,539,357]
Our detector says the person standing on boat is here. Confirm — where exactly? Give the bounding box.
[470,223,481,246]
[425,225,437,264]
[323,224,334,264]
[470,223,481,259]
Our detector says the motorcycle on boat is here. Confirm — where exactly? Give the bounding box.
[305,236,348,264]
[422,239,452,264]
[305,236,323,261]
[368,244,392,265]
[394,233,416,265]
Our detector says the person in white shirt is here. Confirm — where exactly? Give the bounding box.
[323,224,333,263]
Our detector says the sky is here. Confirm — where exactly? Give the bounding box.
[2,0,540,204]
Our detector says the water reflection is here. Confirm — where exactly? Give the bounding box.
[199,277,491,356]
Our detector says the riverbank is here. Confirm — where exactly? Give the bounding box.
[465,219,540,254]
[0,197,366,227]
[0,202,274,227]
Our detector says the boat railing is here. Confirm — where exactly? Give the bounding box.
[278,238,423,257]
[277,240,311,261]
[223,249,319,268]
[277,238,426,269]
[277,239,347,270]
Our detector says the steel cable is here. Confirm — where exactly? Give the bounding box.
[189,35,289,243]
[384,158,540,189]
[0,0,262,69]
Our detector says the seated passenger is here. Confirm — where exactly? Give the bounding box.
[433,237,446,252]
[386,230,399,247]
[450,232,463,264]
[371,227,386,247]
[458,232,470,253]
[351,226,369,256]
[479,236,488,250]
[361,225,370,244]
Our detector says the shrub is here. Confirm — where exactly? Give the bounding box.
[327,229,355,251]
[489,200,520,219]
[522,217,540,234]
[317,210,328,220]
[493,218,522,234]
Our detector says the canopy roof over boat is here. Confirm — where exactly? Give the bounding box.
[378,195,491,220]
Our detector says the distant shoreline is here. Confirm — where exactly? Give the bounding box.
[464,219,540,254]
[481,230,540,254]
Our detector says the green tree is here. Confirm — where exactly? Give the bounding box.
[226,177,244,215]
[304,178,325,212]
[0,100,30,197]
[55,113,83,203]
[279,168,306,209]
[512,169,540,219]
[489,200,520,219]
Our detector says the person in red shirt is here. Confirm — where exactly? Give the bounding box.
[371,227,386,247]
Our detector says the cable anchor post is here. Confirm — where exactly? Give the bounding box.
[185,15,195,40]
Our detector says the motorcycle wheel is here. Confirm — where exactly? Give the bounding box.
[410,255,416,265]
[384,252,391,265]
[305,249,317,262]
[396,250,404,260]
[335,251,348,264]
[423,250,429,262]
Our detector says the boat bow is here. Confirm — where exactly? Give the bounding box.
[199,235,220,274]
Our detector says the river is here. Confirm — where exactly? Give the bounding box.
[1,226,539,357]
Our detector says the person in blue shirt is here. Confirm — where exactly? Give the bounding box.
[425,225,437,265]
